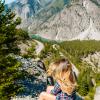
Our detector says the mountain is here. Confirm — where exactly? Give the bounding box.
[7,0,70,29]
[7,0,100,40]
[34,0,100,40]
[7,0,44,29]
[7,0,54,19]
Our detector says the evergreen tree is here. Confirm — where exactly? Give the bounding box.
[0,1,28,99]
[77,67,92,96]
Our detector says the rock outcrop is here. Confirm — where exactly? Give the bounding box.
[94,86,100,100]
[11,55,47,100]
[82,52,100,72]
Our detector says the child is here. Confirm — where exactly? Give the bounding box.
[39,58,82,100]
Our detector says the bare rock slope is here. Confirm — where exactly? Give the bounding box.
[8,0,100,40]
[34,0,100,40]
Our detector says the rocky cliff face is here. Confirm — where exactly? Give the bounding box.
[7,0,55,29]
[7,0,41,28]
[36,4,90,40]
[8,0,70,29]
[8,0,100,40]
[34,0,100,40]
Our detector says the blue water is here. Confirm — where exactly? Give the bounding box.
[64,0,71,5]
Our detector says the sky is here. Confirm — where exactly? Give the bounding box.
[5,0,16,4]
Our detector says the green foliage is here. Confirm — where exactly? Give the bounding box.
[26,44,36,58]
[88,88,95,100]
[0,56,24,100]
[60,40,100,63]
[39,40,100,98]
[95,73,100,86]
[0,1,28,99]
[39,43,61,67]
[91,0,100,6]
[39,40,100,67]
[16,29,29,41]
[59,40,100,97]
[77,67,93,96]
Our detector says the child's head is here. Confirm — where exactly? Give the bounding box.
[47,58,74,81]
[47,58,76,94]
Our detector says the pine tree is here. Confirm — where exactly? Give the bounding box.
[77,67,92,96]
[0,1,28,99]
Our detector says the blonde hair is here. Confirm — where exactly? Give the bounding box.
[47,58,77,95]
[47,61,59,76]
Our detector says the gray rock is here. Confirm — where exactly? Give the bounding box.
[12,55,47,99]
[94,86,100,100]
[82,52,100,72]
[37,4,90,40]
[36,0,100,40]
[7,0,100,40]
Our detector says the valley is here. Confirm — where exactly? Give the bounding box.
[1,0,100,100]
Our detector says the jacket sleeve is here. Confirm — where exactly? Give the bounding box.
[50,82,61,95]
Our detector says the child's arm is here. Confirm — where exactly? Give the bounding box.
[50,82,61,95]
